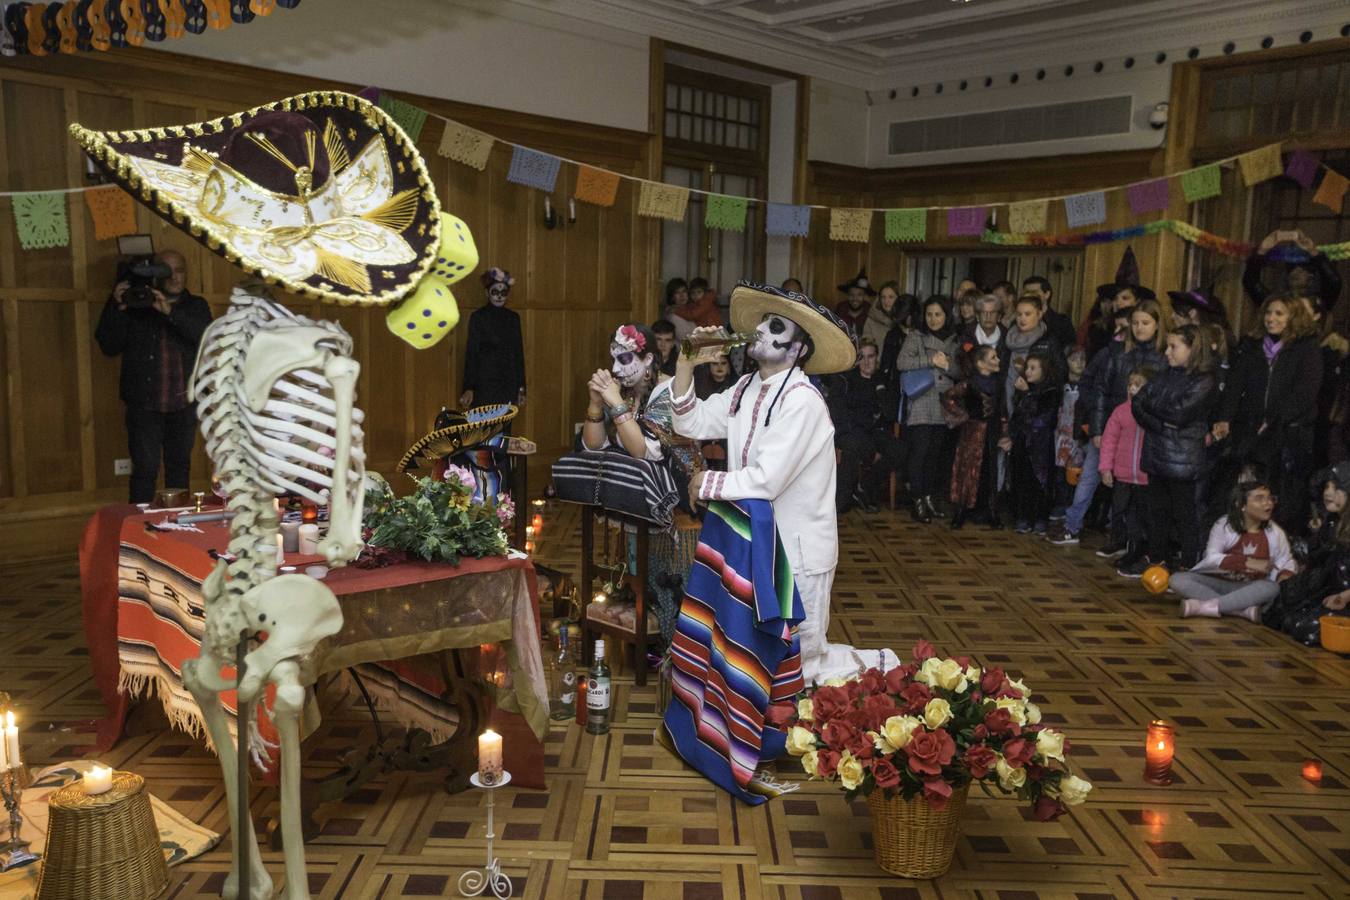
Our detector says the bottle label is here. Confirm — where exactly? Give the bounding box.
[587,678,611,709]
[561,691,575,705]
[563,672,575,686]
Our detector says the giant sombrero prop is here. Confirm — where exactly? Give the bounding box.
[397,404,521,474]
[69,90,478,348]
[729,281,857,375]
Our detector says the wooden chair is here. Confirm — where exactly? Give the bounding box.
[578,506,661,686]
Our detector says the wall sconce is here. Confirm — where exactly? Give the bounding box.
[1149,102,1170,131]
[543,196,558,230]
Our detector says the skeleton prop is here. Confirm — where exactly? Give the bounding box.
[71,92,479,900]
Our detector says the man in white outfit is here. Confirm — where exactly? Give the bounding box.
[670,282,899,684]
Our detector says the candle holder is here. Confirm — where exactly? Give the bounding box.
[1302,759,1323,784]
[459,771,512,898]
[1144,720,1175,786]
[0,767,39,872]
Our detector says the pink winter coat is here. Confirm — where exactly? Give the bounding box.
[1099,399,1148,485]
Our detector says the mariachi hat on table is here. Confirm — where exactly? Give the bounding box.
[836,268,877,297]
[70,91,481,348]
[397,404,519,473]
[729,281,857,376]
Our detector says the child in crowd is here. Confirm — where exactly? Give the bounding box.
[1122,325,1218,575]
[1098,367,1154,566]
[1007,350,1062,533]
[1171,481,1295,620]
[1052,349,1087,521]
[944,343,1006,529]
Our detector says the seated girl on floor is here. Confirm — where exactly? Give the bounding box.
[1172,481,1296,621]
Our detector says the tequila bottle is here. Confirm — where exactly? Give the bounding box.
[680,330,758,359]
[549,629,576,720]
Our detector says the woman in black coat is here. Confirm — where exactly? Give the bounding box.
[1125,325,1218,574]
[1213,295,1323,535]
[1088,300,1169,441]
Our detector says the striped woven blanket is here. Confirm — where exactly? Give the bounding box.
[661,499,805,804]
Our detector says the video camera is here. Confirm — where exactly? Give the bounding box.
[115,234,171,309]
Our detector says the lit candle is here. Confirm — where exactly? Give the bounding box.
[594,592,607,604]
[525,541,535,553]
[1144,720,1174,785]
[3,711,19,771]
[82,765,113,795]
[1302,759,1323,784]
[301,503,319,524]
[0,723,8,770]
[525,525,535,539]
[298,524,320,555]
[478,729,503,784]
[276,532,285,559]
[532,499,545,508]
[532,514,543,532]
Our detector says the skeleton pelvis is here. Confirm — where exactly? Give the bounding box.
[237,574,343,702]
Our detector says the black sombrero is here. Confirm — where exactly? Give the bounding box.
[730,282,857,376]
[397,404,519,473]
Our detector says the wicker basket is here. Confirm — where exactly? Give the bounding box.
[866,783,970,879]
[36,771,168,900]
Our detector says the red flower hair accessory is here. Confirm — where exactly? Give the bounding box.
[613,324,646,354]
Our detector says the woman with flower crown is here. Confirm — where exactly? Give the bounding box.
[580,323,704,646]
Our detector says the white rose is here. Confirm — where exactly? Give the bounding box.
[995,696,1028,727]
[797,698,814,722]
[838,751,865,790]
[996,756,1026,791]
[785,725,816,756]
[1008,677,1031,699]
[923,698,953,730]
[1025,702,1042,725]
[933,659,968,692]
[801,749,820,779]
[1058,774,1093,806]
[1036,729,1066,763]
[823,677,849,688]
[878,715,922,754]
[965,664,982,684]
[915,657,943,686]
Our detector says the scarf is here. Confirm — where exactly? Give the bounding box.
[974,325,1002,347]
[1262,334,1283,362]
[1004,321,1047,353]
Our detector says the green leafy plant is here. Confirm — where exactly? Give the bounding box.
[363,472,510,565]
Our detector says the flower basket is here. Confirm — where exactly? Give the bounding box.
[867,782,969,878]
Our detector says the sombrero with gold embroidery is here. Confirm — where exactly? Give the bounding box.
[69,91,477,324]
[397,404,520,473]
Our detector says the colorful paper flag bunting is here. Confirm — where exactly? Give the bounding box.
[1286,150,1320,188]
[829,209,872,243]
[83,186,137,240]
[1180,164,1222,202]
[705,194,748,232]
[1064,191,1106,229]
[638,182,689,221]
[1007,200,1048,234]
[377,94,428,143]
[12,191,69,249]
[1313,168,1349,214]
[437,120,494,171]
[1239,144,1283,186]
[884,208,926,243]
[765,203,810,237]
[1126,179,1170,216]
[947,206,987,237]
[506,146,561,193]
[575,166,620,208]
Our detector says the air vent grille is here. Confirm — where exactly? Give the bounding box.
[888,96,1132,154]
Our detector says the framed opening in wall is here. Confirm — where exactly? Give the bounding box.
[901,250,1085,317]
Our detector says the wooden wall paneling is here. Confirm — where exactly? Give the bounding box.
[603,181,635,313]
[17,299,83,494]
[63,87,97,492]
[3,80,74,292]
[0,82,12,499]
[1,299,22,499]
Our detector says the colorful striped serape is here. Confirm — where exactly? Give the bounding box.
[661,499,805,804]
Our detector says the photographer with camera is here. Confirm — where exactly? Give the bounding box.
[95,249,212,504]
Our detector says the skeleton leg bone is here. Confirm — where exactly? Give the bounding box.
[270,659,310,900]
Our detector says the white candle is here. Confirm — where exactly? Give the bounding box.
[298,524,320,555]
[478,729,503,783]
[544,196,551,218]
[4,711,20,771]
[0,725,8,770]
[569,197,576,220]
[82,765,113,795]
[280,521,300,553]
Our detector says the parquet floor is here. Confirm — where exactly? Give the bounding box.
[3,503,1349,899]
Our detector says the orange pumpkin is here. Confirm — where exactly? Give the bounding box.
[1141,565,1170,595]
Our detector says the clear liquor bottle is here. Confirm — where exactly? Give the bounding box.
[680,330,757,359]
[585,640,611,735]
[549,629,576,720]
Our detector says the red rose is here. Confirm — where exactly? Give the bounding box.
[1025,762,1046,782]
[899,682,932,714]
[844,679,864,702]
[1034,795,1066,821]
[816,749,840,778]
[906,728,956,776]
[981,668,1007,694]
[983,707,1018,736]
[811,686,850,723]
[884,666,909,694]
[972,724,989,740]
[954,655,972,669]
[913,639,936,662]
[821,719,858,753]
[923,777,953,810]
[844,728,874,760]
[963,744,998,779]
[1003,736,1035,768]
[859,667,887,695]
[872,757,901,789]
[861,694,900,729]
[764,701,795,729]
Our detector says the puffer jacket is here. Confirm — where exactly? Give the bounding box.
[1099,400,1147,485]
[897,330,959,427]
[1218,333,1322,456]
[1089,341,1168,437]
[1132,366,1218,481]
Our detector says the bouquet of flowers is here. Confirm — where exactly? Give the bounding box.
[362,468,510,565]
[777,640,1092,819]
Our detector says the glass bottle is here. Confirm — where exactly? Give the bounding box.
[680,330,758,359]
[585,640,611,735]
[549,629,576,720]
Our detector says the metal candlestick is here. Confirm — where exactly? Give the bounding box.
[0,767,39,872]
[459,771,512,898]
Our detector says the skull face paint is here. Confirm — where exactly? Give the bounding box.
[487,284,510,307]
[610,325,652,388]
[748,313,802,367]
